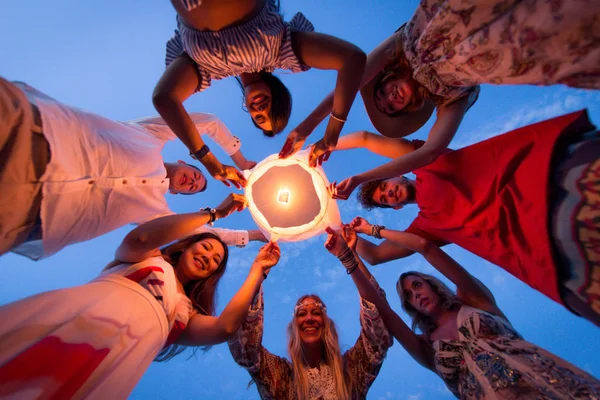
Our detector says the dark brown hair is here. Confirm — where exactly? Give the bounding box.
[155,232,229,361]
[356,179,390,210]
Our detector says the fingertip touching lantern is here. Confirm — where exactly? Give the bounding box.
[244,150,340,242]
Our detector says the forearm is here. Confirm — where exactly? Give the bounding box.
[356,146,441,185]
[121,211,212,255]
[230,150,248,170]
[356,236,415,265]
[217,266,265,337]
[153,96,223,173]
[378,229,429,254]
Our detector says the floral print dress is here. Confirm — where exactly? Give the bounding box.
[228,280,393,400]
[433,306,600,399]
[400,0,600,107]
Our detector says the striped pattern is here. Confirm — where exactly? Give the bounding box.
[180,0,202,11]
[166,0,314,93]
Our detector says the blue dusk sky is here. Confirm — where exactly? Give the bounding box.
[1,1,599,399]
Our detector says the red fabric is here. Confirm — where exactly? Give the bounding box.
[408,110,595,304]
[163,320,187,349]
[124,266,164,283]
[0,336,110,399]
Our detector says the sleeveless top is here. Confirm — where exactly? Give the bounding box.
[433,306,600,398]
[166,0,315,93]
[101,257,193,348]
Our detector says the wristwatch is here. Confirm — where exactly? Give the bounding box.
[190,145,211,160]
[202,207,218,226]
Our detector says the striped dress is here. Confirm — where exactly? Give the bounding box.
[0,257,192,398]
[166,0,315,93]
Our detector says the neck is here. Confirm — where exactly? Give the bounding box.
[239,72,262,88]
[301,342,323,369]
[174,266,190,287]
[164,162,175,178]
[431,308,453,328]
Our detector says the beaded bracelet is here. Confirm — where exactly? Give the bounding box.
[337,248,358,274]
[371,224,386,239]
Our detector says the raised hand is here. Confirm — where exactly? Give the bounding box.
[340,223,358,251]
[327,176,359,200]
[214,164,247,189]
[324,226,349,257]
[308,139,334,168]
[351,216,372,235]
[279,128,308,159]
[215,193,248,219]
[253,242,281,272]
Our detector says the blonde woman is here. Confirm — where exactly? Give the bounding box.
[227,227,392,400]
[340,218,600,399]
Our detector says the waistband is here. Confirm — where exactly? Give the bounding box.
[92,274,170,343]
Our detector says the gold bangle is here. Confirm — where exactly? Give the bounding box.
[329,112,347,123]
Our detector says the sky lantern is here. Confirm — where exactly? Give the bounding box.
[244,150,340,242]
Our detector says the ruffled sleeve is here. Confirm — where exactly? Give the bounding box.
[344,277,394,396]
[275,12,315,72]
[165,29,211,93]
[227,288,293,399]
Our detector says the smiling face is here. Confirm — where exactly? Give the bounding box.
[177,238,225,281]
[371,177,416,209]
[401,275,442,317]
[244,81,273,132]
[294,297,326,346]
[168,161,207,195]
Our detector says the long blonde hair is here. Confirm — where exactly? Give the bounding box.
[286,294,354,400]
[397,272,462,337]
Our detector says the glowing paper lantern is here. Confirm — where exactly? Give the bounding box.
[244,149,340,242]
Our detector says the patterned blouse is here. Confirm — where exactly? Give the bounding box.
[433,306,600,399]
[228,281,393,400]
[102,257,193,349]
[166,0,315,93]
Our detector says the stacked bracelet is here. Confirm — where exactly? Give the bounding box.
[371,224,386,239]
[337,247,359,274]
[329,112,347,123]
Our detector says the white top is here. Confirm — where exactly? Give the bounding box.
[13,83,247,260]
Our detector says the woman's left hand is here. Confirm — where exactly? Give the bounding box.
[308,138,335,167]
[324,227,349,257]
[279,128,308,159]
[327,176,360,200]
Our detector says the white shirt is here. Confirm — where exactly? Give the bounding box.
[14,84,248,260]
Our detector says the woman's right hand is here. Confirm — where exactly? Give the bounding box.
[279,127,309,159]
[351,216,372,235]
[252,242,281,273]
[324,227,350,257]
[215,193,248,220]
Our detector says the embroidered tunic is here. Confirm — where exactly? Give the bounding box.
[228,282,393,400]
[398,0,599,108]
[433,306,600,399]
[166,0,315,93]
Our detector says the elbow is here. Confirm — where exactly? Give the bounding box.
[348,48,367,71]
[220,323,241,341]
[364,252,382,266]
[419,239,437,256]
[421,148,443,166]
[152,88,177,114]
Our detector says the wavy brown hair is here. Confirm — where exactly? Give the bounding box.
[397,272,462,337]
[357,179,388,210]
[286,294,356,400]
[155,232,229,361]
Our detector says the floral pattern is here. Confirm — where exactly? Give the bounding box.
[400,0,600,107]
[228,279,393,400]
[433,306,600,399]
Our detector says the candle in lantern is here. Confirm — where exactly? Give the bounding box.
[277,189,291,205]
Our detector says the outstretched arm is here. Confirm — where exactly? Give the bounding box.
[178,242,281,346]
[330,96,470,200]
[115,193,247,263]
[286,31,400,143]
[334,130,416,159]
[377,228,505,318]
[356,236,415,266]
[152,54,246,188]
[325,226,434,370]
[279,31,366,164]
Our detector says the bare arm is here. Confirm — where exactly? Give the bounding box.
[379,229,505,317]
[115,194,247,263]
[293,32,399,137]
[334,130,416,159]
[356,236,415,266]
[354,97,470,184]
[291,31,366,146]
[178,242,281,346]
